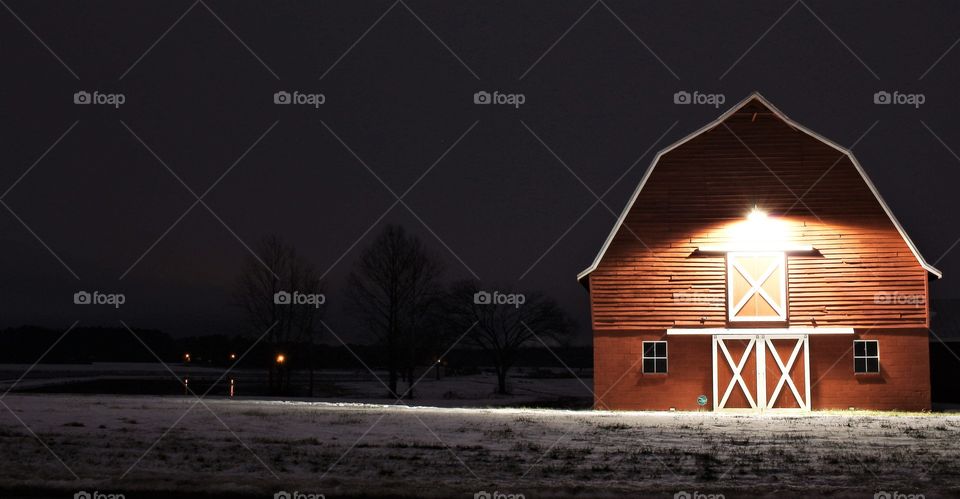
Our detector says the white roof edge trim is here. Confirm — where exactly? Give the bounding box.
[577,91,942,283]
[667,327,854,335]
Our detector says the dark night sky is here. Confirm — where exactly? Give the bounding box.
[2,1,959,342]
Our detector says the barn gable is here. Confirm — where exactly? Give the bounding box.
[579,92,940,287]
[580,92,939,331]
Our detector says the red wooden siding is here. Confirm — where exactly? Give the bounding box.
[809,329,930,411]
[594,328,930,412]
[588,99,929,331]
[594,332,712,411]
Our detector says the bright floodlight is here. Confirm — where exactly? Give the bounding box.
[747,206,768,223]
[724,206,788,250]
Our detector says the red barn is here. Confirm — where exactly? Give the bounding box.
[580,92,939,412]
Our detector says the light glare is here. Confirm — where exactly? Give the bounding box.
[747,206,768,222]
[728,207,788,250]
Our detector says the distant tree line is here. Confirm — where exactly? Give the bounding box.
[0,327,591,372]
[0,224,579,398]
[233,225,577,397]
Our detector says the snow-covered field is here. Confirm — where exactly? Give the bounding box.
[1,394,958,498]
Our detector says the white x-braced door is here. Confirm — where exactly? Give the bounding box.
[727,252,787,322]
[763,335,810,410]
[713,334,810,411]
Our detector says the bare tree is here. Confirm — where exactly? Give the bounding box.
[346,225,444,398]
[234,235,325,394]
[445,281,573,394]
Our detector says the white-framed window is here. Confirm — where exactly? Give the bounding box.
[854,340,879,374]
[642,341,667,374]
[727,251,787,322]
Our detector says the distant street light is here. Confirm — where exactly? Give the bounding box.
[275,354,287,395]
[184,353,191,363]
[229,353,236,361]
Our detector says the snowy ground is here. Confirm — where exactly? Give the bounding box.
[1,394,959,498]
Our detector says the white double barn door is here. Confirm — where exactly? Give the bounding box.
[712,334,811,412]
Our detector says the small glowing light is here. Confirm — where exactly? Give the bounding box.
[184,353,191,362]
[747,206,768,222]
[726,206,788,250]
[229,353,236,360]
[276,354,286,364]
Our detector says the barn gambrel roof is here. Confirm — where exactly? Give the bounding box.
[577,91,942,284]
